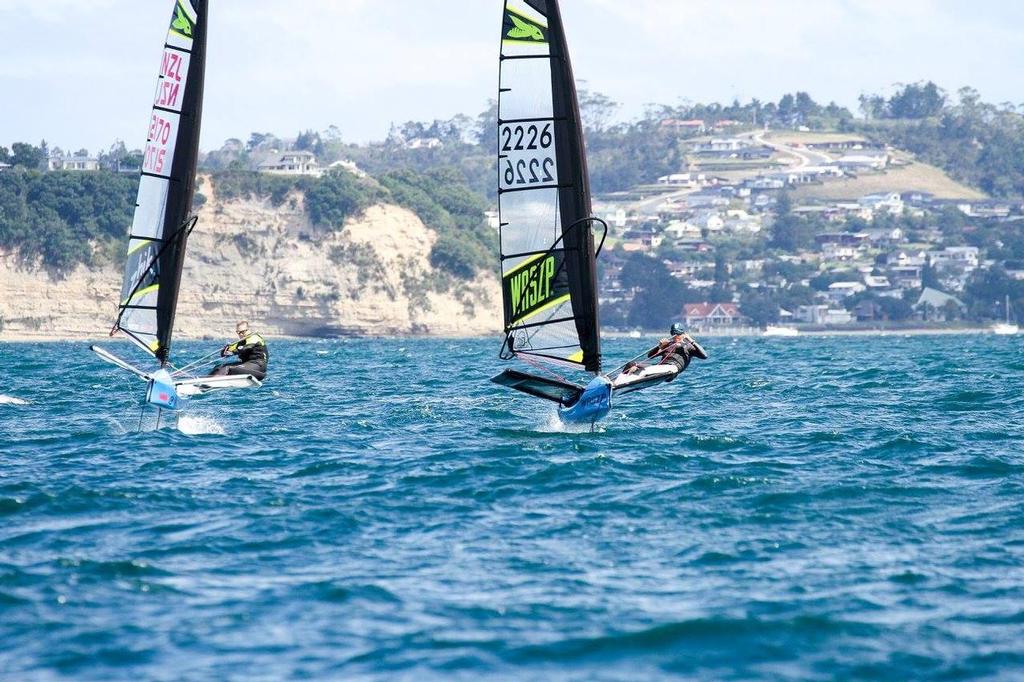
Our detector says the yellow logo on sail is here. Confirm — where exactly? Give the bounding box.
[170,1,195,39]
[505,254,567,324]
[507,14,545,42]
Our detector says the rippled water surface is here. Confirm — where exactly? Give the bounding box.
[2,336,1024,680]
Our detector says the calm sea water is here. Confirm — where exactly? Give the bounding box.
[1,335,1024,680]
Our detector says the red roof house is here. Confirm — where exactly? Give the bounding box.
[683,302,744,329]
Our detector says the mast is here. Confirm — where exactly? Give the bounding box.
[546,0,600,373]
[497,0,602,373]
[114,0,207,365]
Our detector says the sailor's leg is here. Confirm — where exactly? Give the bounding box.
[209,362,240,377]
[224,361,266,380]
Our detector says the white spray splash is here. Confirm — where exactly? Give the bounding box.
[176,413,227,436]
[534,408,604,434]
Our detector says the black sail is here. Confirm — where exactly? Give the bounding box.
[497,0,602,373]
[115,0,207,364]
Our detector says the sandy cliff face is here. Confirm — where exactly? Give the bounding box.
[0,178,502,340]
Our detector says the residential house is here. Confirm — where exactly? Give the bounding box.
[929,246,980,270]
[827,281,867,302]
[901,191,935,206]
[863,274,891,290]
[657,172,709,187]
[665,261,702,280]
[684,302,744,330]
[693,210,725,232]
[406,137,442,150]
[863,227,903,247]
[821,244,859,262]
[837,151,889,171]
[48,153,99,172]
[795,305,854,325]
[817,233,869,262]
[957,202,1011,219]
[0,162,10,173]
[259,150,321,176]
[746,176,786,191]
[674,240,713,253]
[889,266,923,290]
[806,140,885,152]
[724,209,762,234]
[686,191,730,209]
[663,220,702,241]
[915,288,965,321]
[835,201,875,221]
[889,251,928,268]
[859,192,904,215]
[661,119,706,133]
[692,138,749,154]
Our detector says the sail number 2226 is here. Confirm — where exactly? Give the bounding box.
[500,123,557,190]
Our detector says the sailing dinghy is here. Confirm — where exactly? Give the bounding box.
[489,0,704,425]
[90,0,260,415]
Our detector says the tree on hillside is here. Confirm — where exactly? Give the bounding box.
[577,86,619,133]
[778,94,796,122]
[740,290,780,326]
[887,81,946,119]
[921,261,942,290]
[10,142,44,170]
[794,91,821,119]
[620,252,692,329]
[858,93,887,120]
[295,129,324,155]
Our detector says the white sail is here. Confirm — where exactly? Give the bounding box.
[116,0,204,359]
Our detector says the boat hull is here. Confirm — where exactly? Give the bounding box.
[146,369,188,411]
[559,376,612,424]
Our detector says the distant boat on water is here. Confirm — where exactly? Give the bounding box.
[764,325,799,337]
[992,295,1019,335]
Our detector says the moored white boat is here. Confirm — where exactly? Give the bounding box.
[992,296,1018,335]
[764,325,799,337]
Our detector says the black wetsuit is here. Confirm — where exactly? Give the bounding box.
[210,333,269,380]
[647,335,706,378]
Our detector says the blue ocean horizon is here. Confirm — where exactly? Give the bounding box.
[2,336,1023,680]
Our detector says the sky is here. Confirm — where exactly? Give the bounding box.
[2,0,1022,154]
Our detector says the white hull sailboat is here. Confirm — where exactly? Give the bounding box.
[992,295,1018,335]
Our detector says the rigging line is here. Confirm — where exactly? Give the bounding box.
[517,348,573,384]
[172,349,224,378]
[115,214,199,331]
[503,216,606,322]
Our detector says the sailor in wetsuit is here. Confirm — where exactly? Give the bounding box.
[622,323,708,380]
[209,320,269,380]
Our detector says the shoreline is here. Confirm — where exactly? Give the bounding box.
[0,326,1010,343]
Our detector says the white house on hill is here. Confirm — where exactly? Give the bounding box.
[48,153,99,172]
[258,151,321,177]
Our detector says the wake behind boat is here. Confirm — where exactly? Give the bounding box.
[90,0,260,419]
[489,0,706,426]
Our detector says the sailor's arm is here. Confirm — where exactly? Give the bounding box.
[647,338,670,358]
[222,340,240,357]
